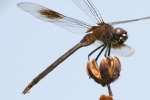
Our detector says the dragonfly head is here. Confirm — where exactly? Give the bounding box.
[112,28,128,45]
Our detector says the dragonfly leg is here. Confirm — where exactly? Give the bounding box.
[95,45,106,61]
[104,43,112,57]
[88,44,104,60]
[108,43,112,56]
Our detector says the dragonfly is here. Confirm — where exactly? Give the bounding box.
[18,0,150,94]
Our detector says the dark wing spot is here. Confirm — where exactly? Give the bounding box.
[39,9,64,19]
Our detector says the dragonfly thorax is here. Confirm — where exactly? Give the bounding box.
[87,23,128,47]
[88,23,114,44]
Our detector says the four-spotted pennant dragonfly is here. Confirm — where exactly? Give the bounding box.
[18,0,150,94]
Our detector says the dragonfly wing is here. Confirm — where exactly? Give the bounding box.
[94,40,104,47]
[18,2,92,34]
[111,44,135,57]
[109,16,150,25]
[72,0,103,24]
[93,41,134,57]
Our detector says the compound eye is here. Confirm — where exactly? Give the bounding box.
[116,28,122,34]
[113,28,128,44]
[115,28,127,36]
[115,28,125,34]
[120,31,128,43]
[122,32,128,38]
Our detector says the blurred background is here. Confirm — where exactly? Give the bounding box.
[0,0,150,100]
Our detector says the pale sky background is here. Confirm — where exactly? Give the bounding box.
[0,0,150,100]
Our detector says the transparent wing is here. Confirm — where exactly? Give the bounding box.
[72,0,104,24]
[94,40,103,46]
[109,16,150,25]
[18,2,92,34]
[111,44,135,57]
[94,41,134,57]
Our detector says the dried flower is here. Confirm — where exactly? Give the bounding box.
[87,56,121,86]
[87,59,105,86]
[100,57,121,84]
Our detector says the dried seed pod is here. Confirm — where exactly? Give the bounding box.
[99,95,113,100]
[86,56,121,86]
[87,59,105,86]
[100,57,121,84]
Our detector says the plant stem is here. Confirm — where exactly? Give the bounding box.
[107,84,113,96]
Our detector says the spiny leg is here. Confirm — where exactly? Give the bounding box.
[95,45,106,61]
[104,43,112,57]
[107,43,111,56]
[88,44,104,60]
[104,46,109,57]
